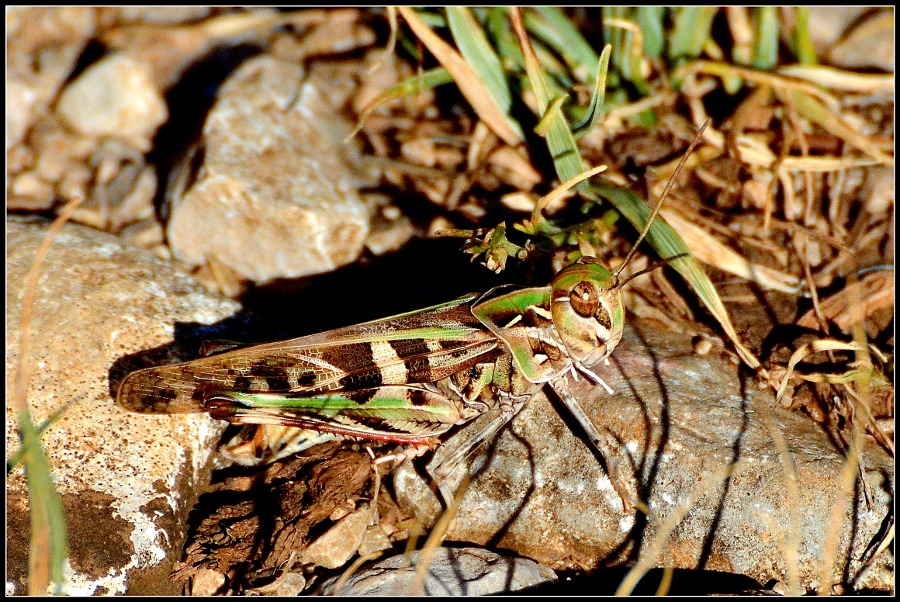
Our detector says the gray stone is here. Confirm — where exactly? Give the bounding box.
[55,52,168,149]
[316,547,557,595]
[394,322,894,592]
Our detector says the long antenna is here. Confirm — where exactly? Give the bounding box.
[613,118,711,279]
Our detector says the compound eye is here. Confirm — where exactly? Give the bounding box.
[569,281,599,317]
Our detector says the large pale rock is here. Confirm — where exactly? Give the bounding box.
[55,52,168,149]
[394,323,893,593]
[6,216,238,595]
[167,54,372,283]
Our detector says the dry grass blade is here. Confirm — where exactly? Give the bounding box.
[616,462,737,595]
[780,89,894,167]
[683,87,884,173]
[677,59,841,108]
[694,117,882,171]
[351,66,454,139]
[398,7,522,146]
[103,9,332,44]
[774,340,882,404]
[529,163,607,224]
[370,5,399,74]
[860,524,895,573]
[409,473,470,595]
[659,208,800,293]
[797,270,893,333]
[601,92,676,127]
[593,183,764,373]
[655,563,674,596]
[778,65,895,94]
[764,417,803,596]
[604,18,644,57]
[11,198,82,594]
[331,549,385,594]
[820,315,874,594]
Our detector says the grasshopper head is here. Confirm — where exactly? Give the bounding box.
[550,257,625,369]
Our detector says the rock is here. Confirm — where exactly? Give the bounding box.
[245,570,307,596]
[828,9,894,72]
[365,215,415,256]
[55,52,168,149]
[9,171,55,210]
[6,7,96,150]
[393,322,893,593]
[6,216,239,595]
[806,7,871,51]
[99,9,285,90]
[166,54,373,284]
[292,9,376,57]
[316,547,557,595]
[103,6,213,25]
[299,506,372,569]
[357,524,393,557]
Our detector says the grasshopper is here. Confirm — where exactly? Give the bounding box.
[117,125,708,511]
[118,256,636,506]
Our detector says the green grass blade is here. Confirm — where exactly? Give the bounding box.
[637,6,666,57]
[669,7,718,61]
[485,7,525,72]
[534,94,569,136]
[398,7,523,145]
[351,66,455,138]
[603,6,649,93]
[17,410,69,594]
[447,7,513,116]
[510,9,762,373]
[592,183,691,263]
[413,9,447,29]
[11,199,79,594]
[592,183,762,370]
[724,7,752,93]
[511,8,585,185]
[751,7,779,70]
[573,44,612,138]
[7,403,72,472]
[527,7,599,80]
[791,7,817,65]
